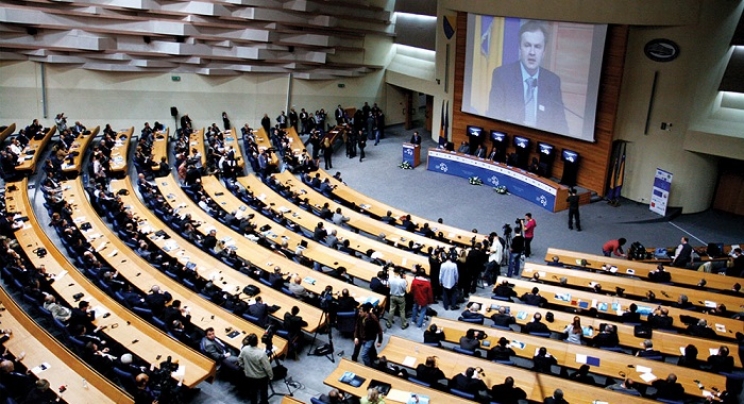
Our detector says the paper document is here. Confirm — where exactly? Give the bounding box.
[54,270,68,281]
[635,365,652,374]
[402,356,417,367]
[639,373,658,383]
[30,363,51,375]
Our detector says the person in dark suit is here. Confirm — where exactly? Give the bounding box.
[459,329,482,352]
[486,20,568,134]
[543,388,568,404]
[489,376,526,404]
[652,373,685,401]
[677,344,701,369]
[490,306,516,328]
[707,346,734,373]
[520,287,546,306]
[646,307,674,329]
[636,339,662,359]
[448,367,489,397]
[671,237,694,268]
[687,319,716,338]
[522,312,550,334]
[591,324,619,348]
[409,131,422,145]
[414,356,445,387]
[248,296,270,327]
[532,347,557,373]
[620,303,641,323]
[487,337,516,362]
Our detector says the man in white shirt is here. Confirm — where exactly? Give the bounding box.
[386,268,409,329]
[439,251,459,310]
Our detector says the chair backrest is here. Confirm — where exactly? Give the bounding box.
[490,324,511,330]
[132,306,153,320]
[151,316,167,331]
[408,377,431,387]
[450,388,476,400]
[458,316,485,325]
[241,312,260,325]
[309,398,326,404]
[528,331,551,338]
[453,346,476,356]
[491,295,511,301]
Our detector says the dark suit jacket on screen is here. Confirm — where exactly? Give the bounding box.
[486,62,568,134]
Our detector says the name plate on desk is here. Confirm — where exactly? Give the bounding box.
[427,149,562,212]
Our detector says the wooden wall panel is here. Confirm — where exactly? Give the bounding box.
[452,13,628,195]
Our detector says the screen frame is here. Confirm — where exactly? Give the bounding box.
[561,148,579,162]
[513,136,530,149]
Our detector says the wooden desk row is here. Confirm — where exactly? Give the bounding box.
[0,283,132,403]
[501,277,743,340]
[15,126,55,173]
[271,170,448,266]
[379,336,657,404]
[113,176,323,335]
[521,263,744,313]
[6,179,216,387]
[232,174,434,275]
[150,129,170,164]
[547,248,740,293]
[62,126,99,176]
[0,122,15,144]
[109,127,134,176]
[640,243,742,265]
[202,175,395,285]
[465,295,743,368]
[430,317,723,398]
[61,177,288,356]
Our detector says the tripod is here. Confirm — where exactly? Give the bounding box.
[264,332,298,399]
[307,309,335,363]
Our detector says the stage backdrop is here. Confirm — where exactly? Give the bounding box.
[452,13,627,196]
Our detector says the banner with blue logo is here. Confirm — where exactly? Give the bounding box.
[650,168,673,216]
[427,150,558,212]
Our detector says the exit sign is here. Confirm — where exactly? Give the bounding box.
[171,75,181,82]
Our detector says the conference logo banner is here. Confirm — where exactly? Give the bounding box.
[650,168,673,216]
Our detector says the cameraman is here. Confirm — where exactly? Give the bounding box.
[55,113,67,133]
[507,228,525,277]
[237,333,273,404]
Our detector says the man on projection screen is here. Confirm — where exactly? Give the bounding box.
[486,20,568,134]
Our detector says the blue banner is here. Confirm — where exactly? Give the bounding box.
[427,150,558,212]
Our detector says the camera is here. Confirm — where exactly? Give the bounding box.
[502,223,512,236]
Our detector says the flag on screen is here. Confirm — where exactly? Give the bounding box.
[438,100,448,147]
[481,16,493,56]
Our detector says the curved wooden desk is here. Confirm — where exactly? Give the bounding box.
[271,170,448,264]
[15,126,55,173]
[430,317,724,398]
[0,122,16,143]
[426,148,571,213]
[465,295,742,368]
[0,284,133,403]
[501,278,743,340]
[233,174,434,274]
[380,336,657,404]
[62,125,99,176]
[109,126,134,176]
[61,177,287,356]
[547,248,740,293]
[6,179,217,387]
[521,263,744,312]
[151,129,170,164]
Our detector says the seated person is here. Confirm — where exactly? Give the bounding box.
[247,296,270,327]
[373,356,408,379]
[673,294,694,310]
[448,367,488,397]
[490,306,516,328]
[621,303,641,323]
[336,288,358,312]
[543,389,568,404]
[522,312,550,335]
[489,376,526,404]
[318,388,351,404]
[677,344,701,369]
[487,337,515,362]
[636,339,662,358]
[591,324,619,348]
[283,306,308,356]
[459,329,483,353]
[415,356,445,387]
[648,264,672,283]
[287,274,312,300]
[569,364,596,386]
[492,280,518,299]
[520,287,546,306]
[687,318,717,339]
[460,303,485,322]
[707,346,734,373]
[532,347,557,373]
[652,373,685,401]
[423,324,445,347]
[646,306,673,329]
[606,378,641,396]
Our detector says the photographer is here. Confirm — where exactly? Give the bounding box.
[507,228,525,277]
[55,113,67,133]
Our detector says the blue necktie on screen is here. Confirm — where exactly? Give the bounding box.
[525,77,537,125]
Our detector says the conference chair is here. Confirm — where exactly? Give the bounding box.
[450,388,477,400]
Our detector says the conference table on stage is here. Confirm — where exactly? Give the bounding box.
[546,248,742,292]
[427,317,725,398]
[61,177,288,355]
[465,295,742,368]
[6,179,217,388]
[426,148,571,213]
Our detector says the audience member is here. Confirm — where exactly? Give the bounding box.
[532,347,557,373]
[651,373,685,401]
[489,376,527,404]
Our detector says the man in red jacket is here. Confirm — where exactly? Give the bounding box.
[410,266,434,329]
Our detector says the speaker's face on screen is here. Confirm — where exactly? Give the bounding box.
[519,30,545,74]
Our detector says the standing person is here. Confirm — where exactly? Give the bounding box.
[222,112,230,130]
[237,333,273,404]
[439,250,459,310]
[386,269,409,329]
[299,108,310,134]
[335,105,345,126]
[289,108,298,132]
[508,228,525,277]
[410,131,422,145]
[566,188,581,231]
[671,237,694,268]
[354,303,383,366]
[428,247,442,301]
[276,111,288,129]
[260,114,271,133]
[485,238,504,286]
[305,130,321,167]
[602,238,627,258]
[410,267,433,328]
[522,213,536,258]
[466,242,488,294]
[322,135,333,170]
[357,130,366,162]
